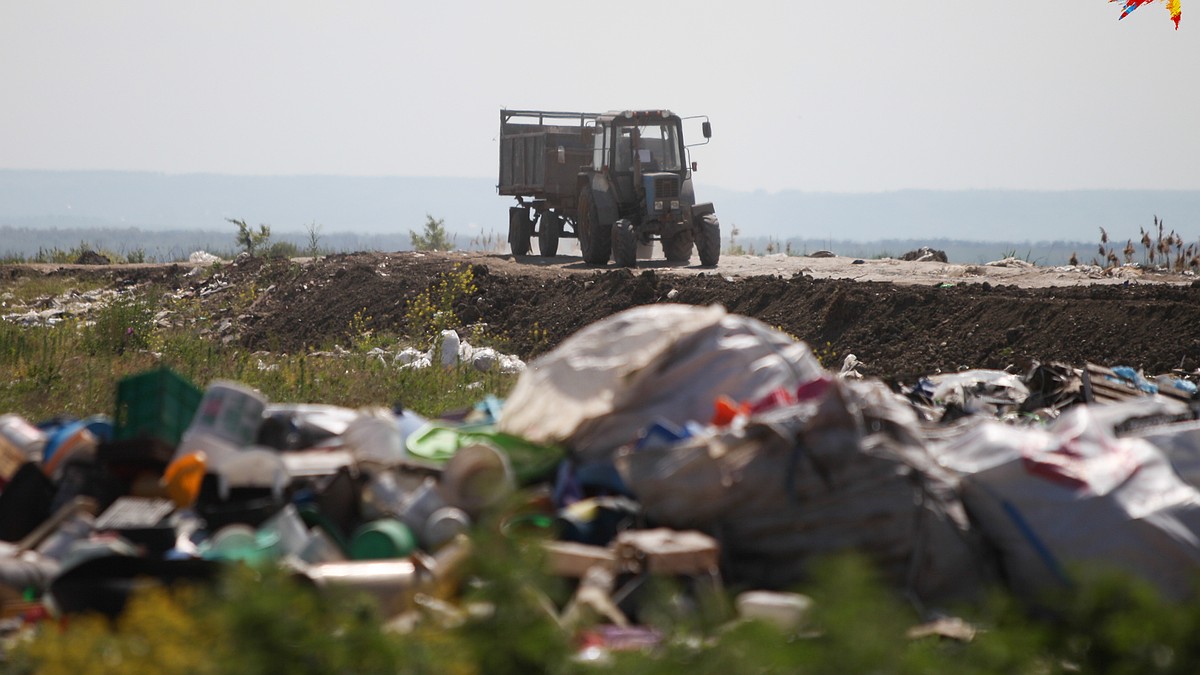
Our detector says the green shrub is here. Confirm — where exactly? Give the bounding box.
[404,263,476,344]
[411,214,455,252]
[85,294,155,356]
[229,218,271,257]
[265,240,299,259]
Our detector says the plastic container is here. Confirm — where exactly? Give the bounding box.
[0,435,26,486]
[398,477,448,534]
[405,423,561,484]
[258,504,311,558]
[114,367,202,447]
[302,559,421,618]
[187,380,267,447]
[439,330,461,367]
[214,448,289,500]
[735,591,814,633]
[422,506,471,551]
[361,470,408,521]
[205,524,274,565]
[299,528,346,564]
[162,451,208,508]
[439,442,514,518]
[342,409,405,467]
[174,430,238,465]
[42,421,101,480]
[0,414,48,461]
[36,512,96,562]
[350,519,417,560]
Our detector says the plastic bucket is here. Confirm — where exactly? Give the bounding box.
[187,380,267,447]
[205,524,275,565]
[350,519,417,560]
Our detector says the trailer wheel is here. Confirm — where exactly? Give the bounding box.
[612,219,637,268]
[663,230,694,263]
[538,212,561,257]
[578,187,611,265]
[508,207,532,256]
[695,213,721,267]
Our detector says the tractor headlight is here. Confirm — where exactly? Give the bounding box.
[670,200,680,210]
[654,200,663,211]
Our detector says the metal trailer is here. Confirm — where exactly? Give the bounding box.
[498,108,719,266]
[498,110,598,258]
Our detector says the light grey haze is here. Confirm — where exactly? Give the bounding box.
[2,2,1198,238]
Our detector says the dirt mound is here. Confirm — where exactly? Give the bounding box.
[8,251,1197,384]
[176,251,1200,385]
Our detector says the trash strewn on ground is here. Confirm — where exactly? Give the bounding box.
[2,302,1200,664]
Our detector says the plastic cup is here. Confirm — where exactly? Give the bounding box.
[422,506,471,551]
[258,504,310,557]
[439,442,514,518]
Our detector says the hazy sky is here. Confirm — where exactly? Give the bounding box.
[3,1,1197,193]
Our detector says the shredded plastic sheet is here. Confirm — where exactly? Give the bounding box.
[1111,0,1182,28]
[498,304,824,463]
[931,405,1200,600]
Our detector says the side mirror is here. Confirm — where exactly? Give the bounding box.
[702,121,712,139]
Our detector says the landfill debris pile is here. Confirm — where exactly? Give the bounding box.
[3,302,1200,664]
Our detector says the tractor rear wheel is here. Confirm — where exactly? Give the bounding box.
[695,213,721,267]
[578,187,611,265]
[508,207,532,256]
[538,212,561,257]
[612,219,637,268]
[663,229,694,263]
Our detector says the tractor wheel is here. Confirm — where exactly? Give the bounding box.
[538,212,561,257]
[577,187,611,265]
[508,207,532,256]
[663,229,694,263]
[612,219,637,268]
[695,213,721,267]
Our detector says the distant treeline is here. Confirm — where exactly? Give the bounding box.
[0,225,1095,266]
[0,226,417,262]
[731,236,1091,266]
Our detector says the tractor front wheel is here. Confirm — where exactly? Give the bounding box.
[663,229,694,263]
[695,213,721,267]
[578,187,611,265]
[612,219,637,268]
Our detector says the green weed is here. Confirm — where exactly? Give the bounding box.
[404,263,477,344]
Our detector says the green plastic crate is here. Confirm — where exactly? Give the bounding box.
[114,367,202,448]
